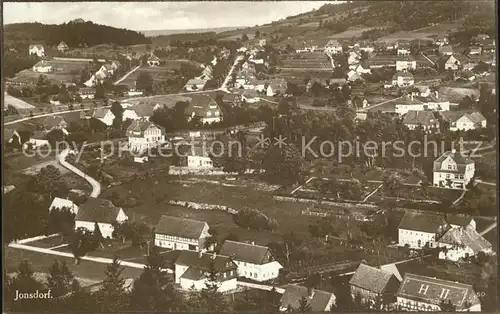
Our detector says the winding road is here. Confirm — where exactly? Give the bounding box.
[58,149,101,198]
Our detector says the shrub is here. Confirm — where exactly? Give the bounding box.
[233,208,279,231]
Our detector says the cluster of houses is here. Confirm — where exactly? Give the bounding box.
[28,41,70,57]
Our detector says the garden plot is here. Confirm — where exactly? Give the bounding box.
[294,177,382,202]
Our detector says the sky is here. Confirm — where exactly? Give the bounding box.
[3,1,335,31]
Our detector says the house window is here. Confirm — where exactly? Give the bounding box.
[254,273,257,278]
[207,112,212,117]
[446,174,450,179]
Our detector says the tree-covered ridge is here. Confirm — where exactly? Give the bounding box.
[4,20,151,50]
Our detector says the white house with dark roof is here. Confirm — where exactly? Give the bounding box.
[436,226,492,261]
[78,87,96,100]
[49,197,79,215]
[181,146,214,169]
[402,110,439,131]
[349,264,401,309]
[396,273,481,311]
[396,41,410,56]
[218,240,283,282]
[154,215,211,252]
[324,39,343,54]
[266,78,287,97]
[439,45,454,56]
[126,118,165,152]
[57,41,69,52]
[392,71,415,87]
[92,108,115,126]
[396,57,417,71]
[185,96,222,124]
[40,116,68,133]
[433,150,475,189]
[444,54,469,70]
[74,198,128,239]
[280,284,336,312]
[440,111,487,132]
[147,53,160,67]
[398,211,450,249]
[174,250,238,292]
[29,44,45,57]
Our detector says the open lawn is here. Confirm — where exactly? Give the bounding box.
[120,65,179,86]
[15,69,75,84]
[377,31,436,43]
[412,23,461,35]
[4,93,36,110]
[371,185,462,203]
[280,52,332,71]
[5,247,144,281]
[27,235,66,249]
[329,27,378,39]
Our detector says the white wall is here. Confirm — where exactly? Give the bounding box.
[234,260,282,282]
[187,156,214,168]
[398,229,436,249]
[75,221,115,239]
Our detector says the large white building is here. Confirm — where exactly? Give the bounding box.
[218,240,283,282]
[395,101,450,116]
[398,211,450,249]
[154,215,211,251]
[433,150,475,189]
[74,198,128,239]
[174,251,238,292]
[396,273,481,311]
[126,118,166,152]
[392,71,415,87]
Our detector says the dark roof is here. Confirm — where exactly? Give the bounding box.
[179,267,205,281]
[131,103,161,117]
[349,264,399,294]
[79,87,96,94]
[437,227,491,254]
[126,118,165,137]
[218,240,270,265]
[75,198,122,224]
[280,284,334,312]
[393,71,414,80]
[184,95,221,118]
[41,116,66,128]
[325,39,342,47]
[396,273,481,310]
[433,150,474,173]
[402,110,437,126]
[398,211,449,233]
[93,108,111,119]
[154,215,207,239]
[148,54,160,62]
[175,250,237,272]
[440,111,485,124]
[445,214,472,227]
[439,45,454,54]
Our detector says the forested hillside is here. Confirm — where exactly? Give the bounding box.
[4,19,151,51]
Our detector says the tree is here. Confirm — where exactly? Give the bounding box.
[241,34,249,41]
[198,262,228,312]
[136,72,154,94]
[130,247,183,311]
[383,173,404,197]
[94,83,105,99]
[255,30,261,38]
[47,260,75,297]
[93,222,105,248]
[27,164,68,201]
[204,227,218,251]
[6,260,46,312]
[46,128,65,147]
[96,257,127,312]
[110,101,124,129]
[69,227,98,263]
[439,299,457,311]
[298,296,313,313]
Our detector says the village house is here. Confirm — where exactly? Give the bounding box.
[92,108,115,126]
[349,264,401,310]
[396,273,481,311]
[78,87,96,100]
[324,39,343,54]
[29,44,45,57]
[130,102,163,120]
[402,110,439,131]
[259,39,267,47]
[446,214,476,230]
[219,240,283,282]
[395,57,417,71]
[244,78,267,91]
[185,78,207,91]
[40,116,68,133]
[49,197,79,215]
[4,128,21,146]
[439,45,454,56]
[357,41,375,53]
[174,250,238,292]
[32,60,53,73]
[392,71,415,87]
[147,53,160,67]
[398,211,450,249]
[433,150,475,189]
[280,285,336,312]
[74,198,128,239]
[395,97,450,116]
[57,41,69,52]
[440,111,487,132]
[181,146,214,169]
[126,118,165,152]
[435,226,492,262]
[354,61,371,74]
[396,41,411,56]
[154,215,211,251]
[241,89,261,104]
[266,78,287,96]
[347,71,363,82]
[24,131,49,149]
[468,46,482,55]
[444,54,469,70]
[185,96,222,124]
[434,34,449,46]
[413,85,432,98]
[454,70,476,81]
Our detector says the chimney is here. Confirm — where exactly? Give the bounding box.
[199,251,203,258]
[308,287,315,298]
[251,241,255,245]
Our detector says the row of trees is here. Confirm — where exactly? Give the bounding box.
[5,252,283,312]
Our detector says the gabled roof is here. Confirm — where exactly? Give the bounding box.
[280,284,334,312]
[4,128,19,141]
[58,41,68,47]
[267,78,287,91]
[439,45,454,54]
[126,118,165,137]
[398,211,449,233]
[154,215,207,239]
[437,227,491,254]
[440,111,485,124]
[148,53,160,62]
[402,110,437,126]
[41,116,66,128]
[393,71,414,80]
[396,273,481,310]
[75,198,123,224]
[93,108,113,119]
[349,264,399,294]
[29,44,44,50]
[174,250,237,272]
[445,214,473,227]
[49,197,78,213]
[446,53,469,64]
[218,240,271,265]
[380,263,403,281]
[433,150,474,166]
[184,95,221,118]
[325,39,342,48]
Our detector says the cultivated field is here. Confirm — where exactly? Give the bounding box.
[329,27,378,39]
[280,52,332,71]
[412,22,462,35]
[4,93,36,110]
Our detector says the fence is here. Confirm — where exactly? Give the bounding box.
[168,200,239,214]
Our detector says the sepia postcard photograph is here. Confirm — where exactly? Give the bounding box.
[2,0,498,312]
